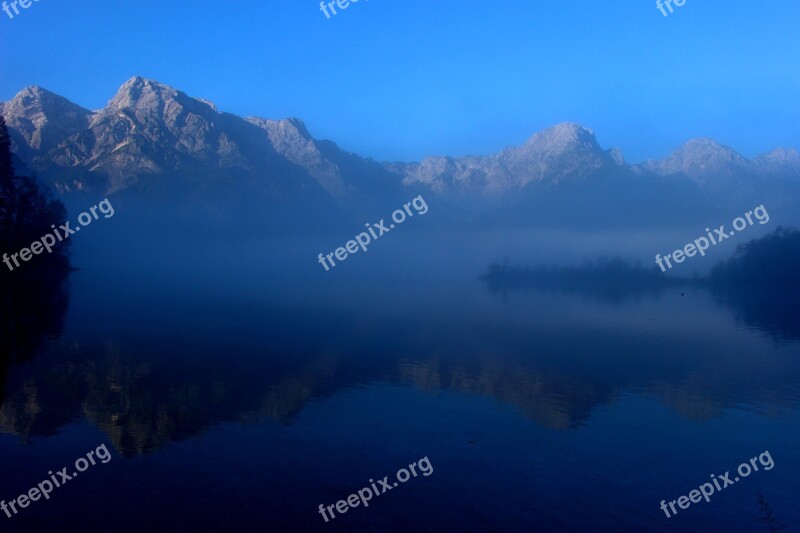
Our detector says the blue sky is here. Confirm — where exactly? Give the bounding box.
[1,0,798,163]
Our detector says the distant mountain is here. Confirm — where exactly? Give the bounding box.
[640,138,753,183]
[399,123,619,195]
[754,148,800,179]
[2,77,799,226]
[640,140,800,185]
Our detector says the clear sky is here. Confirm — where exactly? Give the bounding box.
[1,0,798,163]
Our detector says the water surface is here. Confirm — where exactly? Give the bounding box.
[1,230,798,532]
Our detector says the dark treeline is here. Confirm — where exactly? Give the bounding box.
[1,115,72,380]
[0,115,70,276]
[483,256,675,285]
[480,256,691,302]
[481,228,800,338]
[708,227,800,286]
[483,228,800,290]
[707,227,800,341]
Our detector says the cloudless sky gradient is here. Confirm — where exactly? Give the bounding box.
[1,0,798,163]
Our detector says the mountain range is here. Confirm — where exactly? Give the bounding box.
[2,77,799,227]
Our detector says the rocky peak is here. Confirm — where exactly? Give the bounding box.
[100,77,219,127]
[501,122,610,185]
[758,147,799,161]
[246,116,347,197]
[400,123,613,194]
[645,138,752,181]
[246,116,313,144]
[1,85,93,155]
[106,77,178,110]
[521,122,600,152]
[606,147,626,166]
[754,147,800,178]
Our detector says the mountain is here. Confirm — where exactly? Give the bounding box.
[37,77,329,199]
[2,77,799,227]
[641,138,753,182]
[244,115,402,203]
[754,148,800,179]
[0,86,93,162]
[399,123,620,196]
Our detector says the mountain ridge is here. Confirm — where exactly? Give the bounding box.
[2,77,799,227]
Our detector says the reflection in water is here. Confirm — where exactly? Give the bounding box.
[398,358,609,429]
[0,268,70,427]
[481,256,692,303]
[710,285,800,342]
[0,343,616,448]
[482,237,800,341]
[1,341,304,455]
[708,227,800,341]
[0,269,70,364]
[1,228,799,459]
[1,274,799,455]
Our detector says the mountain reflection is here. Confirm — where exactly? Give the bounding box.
[2,274,799,455]
[0,268,70,424]
[2,232,799,454]
[1,341,326,455]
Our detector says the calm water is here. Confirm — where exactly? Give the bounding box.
[1,229,799,532]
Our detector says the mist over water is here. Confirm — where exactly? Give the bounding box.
[2,200,799,531]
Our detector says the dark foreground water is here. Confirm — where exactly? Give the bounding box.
[1,230,799,532]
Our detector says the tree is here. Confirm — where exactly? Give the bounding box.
[0,115,70,274]
[0,116,13,249]
[756,491,786,533]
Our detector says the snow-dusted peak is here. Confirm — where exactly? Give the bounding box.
[644,137,752,181]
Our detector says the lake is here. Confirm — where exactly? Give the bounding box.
[1,227,798,532]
